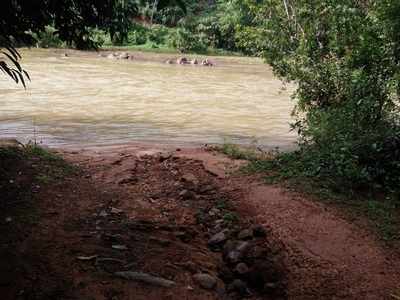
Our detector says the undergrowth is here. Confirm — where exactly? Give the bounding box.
[218,143,400,243]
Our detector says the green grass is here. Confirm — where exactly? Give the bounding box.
[27,144,76,178]
[218,143,400,243]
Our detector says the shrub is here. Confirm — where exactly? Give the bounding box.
[147,24,169,44]
[168,27,208,53]
[252,1,400,194]
[35,26,64,48]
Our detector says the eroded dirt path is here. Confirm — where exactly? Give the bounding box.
[1,143,400,299]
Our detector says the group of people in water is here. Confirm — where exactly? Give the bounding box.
[101,51,214,66]
[166,57,214,66]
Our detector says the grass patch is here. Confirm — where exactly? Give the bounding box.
[218,143,400,243]
[0,143,77,226]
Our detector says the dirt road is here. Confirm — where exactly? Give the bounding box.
[1,143,399,299]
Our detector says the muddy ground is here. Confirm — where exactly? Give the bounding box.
[1,143,399,299]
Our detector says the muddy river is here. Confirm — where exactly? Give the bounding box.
[0,48,296,149]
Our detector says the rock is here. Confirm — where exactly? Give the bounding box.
[236,241,251,257]
[226,250,240,264]
[199,184,214,194]
[181,173,199,187]
[191,58,198,65]
[159,152,172,162]
[235,263,249,275]
[193,273,217,290]
[217,264,234,282]
[179,189,195,200]
[209,208,221,217]
[112,245,128,250]
[149,237,171,246]
[115,271,175,287]
[107,53,115,59]
[249,246,268,259]
[177,57,188,64]
[264,282,279,294]
[99,210,108,217]
[223,240,238,257]
[110,207,123,214]
[227,279,249,296]
[165,59,173,64]
[208,230,228,246]
[252,225,268,237]
[248,260,281,289]
[174,231,192,243]
[238,229,253,240]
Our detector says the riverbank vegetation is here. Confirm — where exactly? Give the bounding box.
[1,1,400,240]
[219,1,400,241]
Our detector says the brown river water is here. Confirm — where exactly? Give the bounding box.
[0,48,296,149]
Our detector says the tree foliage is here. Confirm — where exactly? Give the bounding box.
[0,0,187,85]
[251,0,400,192]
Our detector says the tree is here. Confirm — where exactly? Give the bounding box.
[248,0,400,190]
[0,0,186,85]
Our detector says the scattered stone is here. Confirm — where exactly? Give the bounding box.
[248,261,281,289]
[218,263,234,282]
[110,207,123,214]
[99,210,108,217]
[235,263,249,275]
[228,279,249,296]
[199,184,214,193]
[179,189,195,200]
[174,231,192,243]
[77,255,98,261]
[115,271,175,287]
[208,230,228,247]
[238,228,253,240]
[118,177,137,185]
[149,237,171,246]
[226,250,240,264]
[252,225,268,237]
[236,241,251,257]
[249,246,268,259]
[209,208,221,217]
[159,152,172,162]
[181,173,199,188]
[112,245,128,250]
[223,240,237,257]
[193,273,217,290]
[264,282,279,294]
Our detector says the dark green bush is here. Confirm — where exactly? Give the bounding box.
[168,27,208,53]
[251,1,400,194]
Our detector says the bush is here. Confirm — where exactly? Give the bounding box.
[168,27,208,53]
[253,1,400,194]
[35,25,64,48]
[147,24,170,44]
[128,24,149,45]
